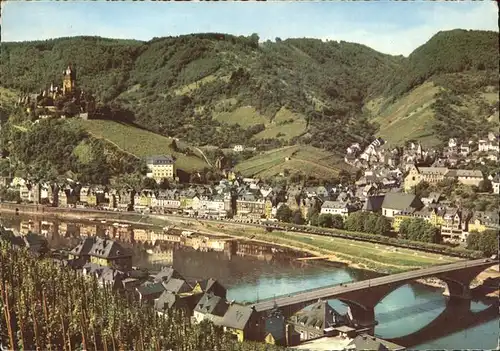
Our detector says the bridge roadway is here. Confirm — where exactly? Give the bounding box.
[252,258,498,312]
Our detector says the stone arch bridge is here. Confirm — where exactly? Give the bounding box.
[251,258,498,330]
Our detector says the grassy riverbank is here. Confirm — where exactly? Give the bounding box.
[194,221,459,274]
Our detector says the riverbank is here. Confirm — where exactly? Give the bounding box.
[2,203,498,288]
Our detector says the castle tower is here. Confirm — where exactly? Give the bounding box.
[62,65,76,95]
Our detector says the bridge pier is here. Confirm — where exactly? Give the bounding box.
[443,284,472,300]
[346,303,377,331]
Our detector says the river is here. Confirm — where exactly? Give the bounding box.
[1,213,498,349]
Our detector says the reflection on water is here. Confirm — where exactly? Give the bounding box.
[375,283,447,338]
[1,212,498,349]
[416,318,500,350]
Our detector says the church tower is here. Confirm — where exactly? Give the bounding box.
[62,65,76,95]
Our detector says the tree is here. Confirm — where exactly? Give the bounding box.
[249,33,260,48]
[331,214,344,229]
[62,101,80,117]
[399,218,439,243]
[363,213,378,233]
[292,209,305,225]
[306,206,320,225]
[467,230,499,256]
[159,178,170,189]
[171,139,179,152]
[345,212,367,232]
[374,216,391,236]
[276,205,292,223]
[317,213,333,228]
[142,177,158,189]
[478,179,493,193]
[413,181,431,198]
[309,212,319,226]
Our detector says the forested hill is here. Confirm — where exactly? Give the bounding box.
[385,29,499,98]
[1,29,498,153]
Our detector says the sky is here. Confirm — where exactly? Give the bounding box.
[1,1,498,56]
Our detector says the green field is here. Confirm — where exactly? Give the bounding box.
[369,82,442,147]
[254,107,307,141]
[213,106,269,128]
[234,145,352,180]
[174,75,230,96]
[69,119,209,172]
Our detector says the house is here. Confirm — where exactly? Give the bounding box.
[68,237,95,261]
[180,189,198,209]
[447,169,483,187]
[478,139,488,152]
[492,176,500,194]
[233,145,245,152]
[320,201,354,218]
[163,278,192,295]
[459,144,471,156]
[152,190,181,212]
[39,183,54,205]
[153,266,184,283]
[467,211,500,232]
[403,165,448,191]
[154,291,193,315]
[146,155,176,182]
[192,292,229,324]
[439,208,463,243]
[191,278,227,299]
[235,193,265,219]
[217,304,259,342]
[362,195,385,213]
[346,334,406,351]
[264,306,287,346]
[19,182,38,203]
[79,186,91,204]
[421,192,442,206]
[116,189,134,211]
[381,193,424,218]
[71,237,133,271]
[98,268,124,290]
[288,300,348,342]
[136,282,166,305]
[134,190,155,212]
[0,231,49,256]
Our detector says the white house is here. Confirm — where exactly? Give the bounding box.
[320,201,353,218]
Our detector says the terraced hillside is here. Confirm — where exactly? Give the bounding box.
[69,119,210,172]
[234,145,353,180]
[369,71,499,147]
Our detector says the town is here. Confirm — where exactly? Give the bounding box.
[1,2,499,350]
[3,130,499,247]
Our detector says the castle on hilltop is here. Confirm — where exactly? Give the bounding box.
[17,64,96,120]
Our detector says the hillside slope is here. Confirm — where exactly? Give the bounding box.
[0,34,401,153]
[68,119,210,172]
[1,29,497,156]
[368,30,499,146]
[368,70,499,147]
[234,145,353,180]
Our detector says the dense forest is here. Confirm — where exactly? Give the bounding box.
[0,243,283,350]
[1,29,497,154]
[0,30,498,183]
[0,119,146,185]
